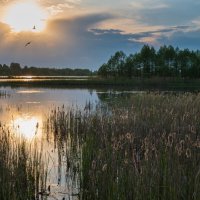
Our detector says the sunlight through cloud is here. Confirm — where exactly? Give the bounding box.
[3,0,48,32]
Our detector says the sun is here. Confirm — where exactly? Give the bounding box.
[3,0,48,32]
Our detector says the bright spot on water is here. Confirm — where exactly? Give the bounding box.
[17,90,44,94]
[12,116,41,139]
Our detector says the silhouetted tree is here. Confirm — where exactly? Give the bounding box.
[139,45,156,76]
[188,51,200,78]
[10,63,22,75]
[0,64,92,76]
[98,45,200,79]
[2,64,11,75]
[156,45,176,76]
[98,63,109,77]
[124,54,141,78]
[177,49,192,77]
[106,51,126,77]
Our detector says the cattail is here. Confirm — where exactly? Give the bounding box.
[193,140,200,148]
[186,148,191,158]
[144,149,149,161]
[113,142,119,151]
[190,125,196,134]
[124,159,129,165]
[126,132,132,141]
[92,160,96,170]
[185,134,191,143]
[180,140,185,149]
[152,147,158,159]
[175,144,181,156]
[102,164,107,172]
[133,150,141,174]
[167,133,174,147]
[119,134,124,141]
[118,141,122,149]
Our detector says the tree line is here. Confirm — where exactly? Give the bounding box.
[0,63,92,76]
[98,45,200,78]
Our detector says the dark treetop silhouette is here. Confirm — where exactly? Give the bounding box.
[98,45,200,78]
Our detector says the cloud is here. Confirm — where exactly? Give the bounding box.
[0,0,82,18]
[90,25,191,45]
[0,21,10,35]
[131,1,169,10]
[0,13,133,68]
[134,0,200,26]
[40,0,82,15]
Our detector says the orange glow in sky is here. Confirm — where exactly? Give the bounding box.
[3,0,48,32]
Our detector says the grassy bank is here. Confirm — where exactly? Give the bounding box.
[0,127,47,200]
[47,93,200,200]
[1,77,200,91]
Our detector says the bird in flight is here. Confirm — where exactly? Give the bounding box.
[25,41,31,47]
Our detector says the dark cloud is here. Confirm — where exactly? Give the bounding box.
[89,25,191,44]
[90,29,124,35]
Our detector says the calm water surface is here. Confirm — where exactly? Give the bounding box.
[0,87,99,137]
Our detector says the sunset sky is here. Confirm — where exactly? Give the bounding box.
[0,0,200,69]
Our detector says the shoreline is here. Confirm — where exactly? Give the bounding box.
[1,77,200,91]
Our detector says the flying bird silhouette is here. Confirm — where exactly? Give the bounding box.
[25,41,31,47]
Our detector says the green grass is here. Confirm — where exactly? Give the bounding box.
[46,93,200,200]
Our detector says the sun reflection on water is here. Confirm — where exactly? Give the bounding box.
[17,90,44,94]
[24,76,33,79]
[12,116,42,139]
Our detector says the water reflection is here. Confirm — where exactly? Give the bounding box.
[0,86,100,140]
[0,88,142,141]
[12,116,41,139]
[17,89,44,94]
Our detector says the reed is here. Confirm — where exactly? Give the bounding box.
[0,126,47,200]
[46,93,200,200]
[0,90,10,98]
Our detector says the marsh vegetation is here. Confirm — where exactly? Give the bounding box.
[46,93,200,200]
[0,88,199,199]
